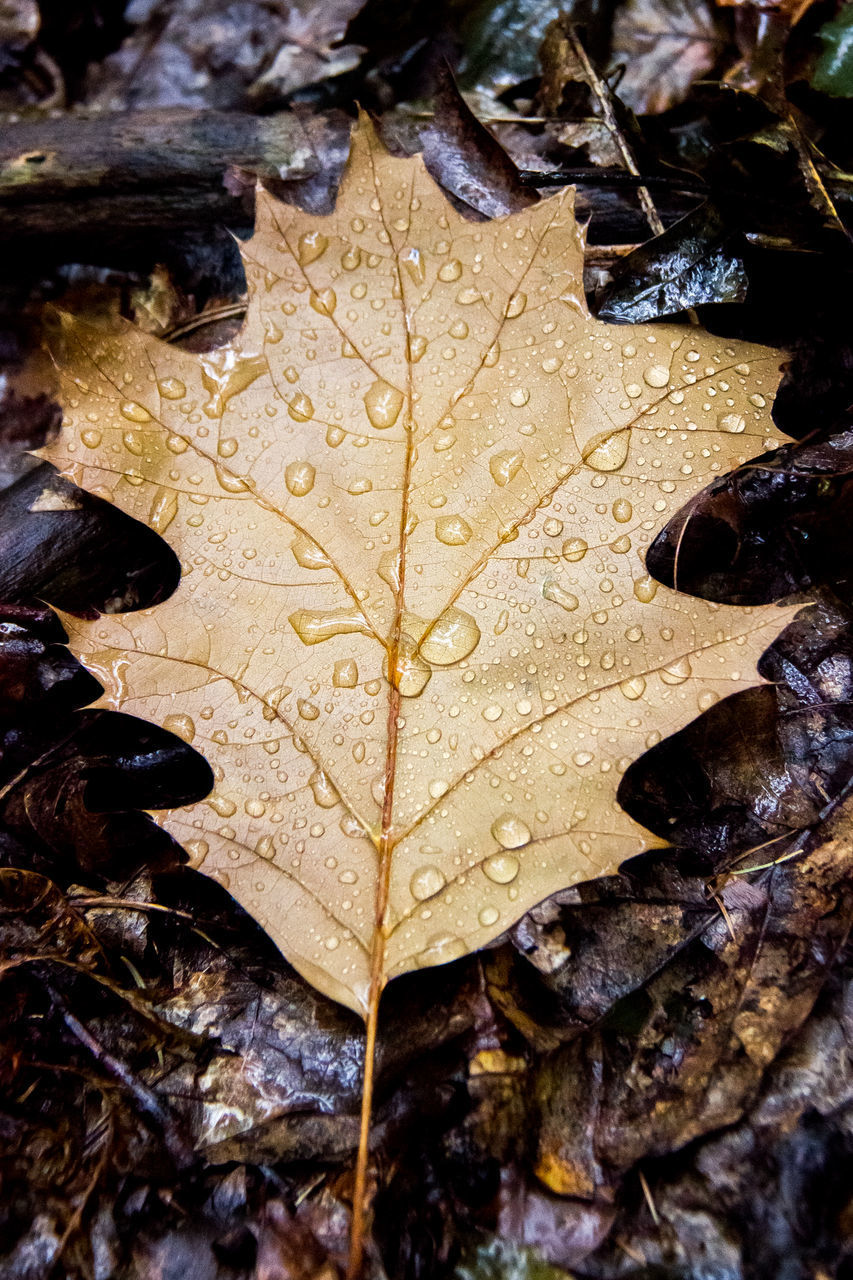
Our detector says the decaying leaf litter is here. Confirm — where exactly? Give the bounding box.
[1,0,850,1274]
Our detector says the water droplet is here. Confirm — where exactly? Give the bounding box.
[584,430,629,472]
[149,486,178,533]
[612,498,633,523]
[416,934,466,967]
[509,387,530,407]
[297,230,328,265]
[484,341,500,367]
[749,393,766,408]
[245,799,266,817]
[450,320,468,339]
[158,377,186,400]
[633,576,658,603]
[215,468,249,494]
[310,288,336,316]
[644,365,670,388]
[717,412,746,434]
[490,816,530,851]
[505,292,527,319]
[166,434,188,454]
[611,534,631,554]
[410,865,446,901]
[419,607,480,665]
[288,391,314,422]
[333,658,359,687]
[341,245,361,270]
[478,905,499,927]
[435,514,473,545]
[438,259,462,282]
[698,690,719,711]
[120,401,151,423]
[364,379,404,429]
[326,425,345,448]
[310,768,340,808]
[208,795,237,818]
[290,607,372,645]
[401,246,425,284]
[390,634,432,697]
[298,698,320,720]
[409,334,427,362]
[163,713,195,743]
[562,538,588,563]
[291,530,330,569]
[200,352,266,417]
[489,449,523,487]
[81,429,102,448]
[348,477,373,495]
[495,609,509,635]
[184,839,208,867]
[573,751,593,766]
[543,579,579,612]
[619,676,646,700]
[484,849,522,882]
[285,461,316,496]
[482,704,503,722]
[661,656,692,685]
[218,438,238,458]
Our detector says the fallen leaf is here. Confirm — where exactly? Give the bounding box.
[610,0,723,116]
[41,115,795,1018]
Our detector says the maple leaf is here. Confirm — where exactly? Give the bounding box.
[41,116,796,1027]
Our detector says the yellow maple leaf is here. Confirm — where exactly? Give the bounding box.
[42,117,796,1030]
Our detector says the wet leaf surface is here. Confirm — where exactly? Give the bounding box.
[3,4,853,1277]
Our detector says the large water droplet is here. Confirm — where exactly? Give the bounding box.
[333,658,359,687]
[505,292,527,319]
[419,607,480,665]
[290,607,372,645]
[310,288,336,316]
[364,379,404,429]
[612,498,633,523]
[478,905,499,927]
[717,412,746,434]
[543,579,579,612]
[291,530,330,569]
[661,656,692,685]
[435,514,473,545]
[415,934,466,967]
[285,460,316,496]
[163,712,195,743]
[401,246,425,284]
[390,634,432,697]
[484,851,521,882]
[288,392,314,422]
[298,230,328,264]
[633,576,658,604]
[562,537,588,562]
[489,449,523,487]
[120,401,151,424]
[584,430,629,473]
[619,676,646,701]
[149,486,178,533]
[158,377,186,400]
[410,865,446,901]
[490,815,531,851]
[310,768,339,808]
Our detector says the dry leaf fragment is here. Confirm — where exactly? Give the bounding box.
[42,116,796,1019]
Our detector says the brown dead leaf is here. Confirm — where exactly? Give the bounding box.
[41,115,795,1021]
[610,0,724,115]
